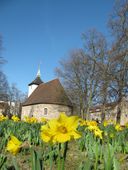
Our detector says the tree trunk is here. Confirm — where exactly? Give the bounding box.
[101,105,105,123]
[116,94,122,124]
[81,109,85,119]
[116,106,121,124]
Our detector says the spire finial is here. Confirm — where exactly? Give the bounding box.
[37,62,41,77]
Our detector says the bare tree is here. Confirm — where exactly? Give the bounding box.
[56,30,109,119]
[0,35,9,101]
[0,35,6,67]
[108,0,128,53]
[56,49,88,118]
[56,1,128,123]
[82,29,111,118]
[8,84,27,117]
[0,71,9,101]
[108,0,128,123]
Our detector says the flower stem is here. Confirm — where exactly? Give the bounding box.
[57,143,61,170]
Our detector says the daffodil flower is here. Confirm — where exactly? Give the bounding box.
[40,113,81,143]
[6,136,22,155]
[11,115,20,122]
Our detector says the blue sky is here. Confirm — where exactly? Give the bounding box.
[0,0,114,93]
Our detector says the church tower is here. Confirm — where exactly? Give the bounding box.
[28,67,43,97]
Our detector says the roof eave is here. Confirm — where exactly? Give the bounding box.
[22,102,73,108]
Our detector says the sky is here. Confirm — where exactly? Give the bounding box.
[0,0,115,93]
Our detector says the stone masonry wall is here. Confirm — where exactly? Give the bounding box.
[21,103,72,120]
[120,100,128,125]
[89,100,128,125]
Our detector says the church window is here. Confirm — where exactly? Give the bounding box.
[44,108,48,115]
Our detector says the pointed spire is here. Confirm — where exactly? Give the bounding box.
[36,62,41,77]
[37,67,40,77]
[28,62,43,86]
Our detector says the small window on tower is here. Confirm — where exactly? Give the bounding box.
[44,108,48,115]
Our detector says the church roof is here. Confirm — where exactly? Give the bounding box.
[28,76,43,86]
[23,79,72,107]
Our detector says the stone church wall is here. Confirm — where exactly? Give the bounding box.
[21,103,72,120]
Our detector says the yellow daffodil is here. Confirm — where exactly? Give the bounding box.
[40,122,55,143]
[86,120,98,127]
[40,113,81,143]
[87,124,103,139]
[78,118,86,126]
[24,116,38,123]
[103,120,115,126]
[0,114,8,121]
[11,115,20,122]
[115,124,123,131]
[87,124,101,131]
[103,120,109,127]
[6,136,22,155]
[109,120,116,125]
[40,117,47,123]
[30,117,38,123]
[93,128,103,139]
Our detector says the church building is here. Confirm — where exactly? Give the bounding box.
[21,69,73,120]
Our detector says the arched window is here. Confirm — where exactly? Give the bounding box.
[44,108,48,115]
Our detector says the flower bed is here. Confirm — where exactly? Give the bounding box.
[0,113,128,169]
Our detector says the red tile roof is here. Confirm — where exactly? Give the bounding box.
[23,79,72,107]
